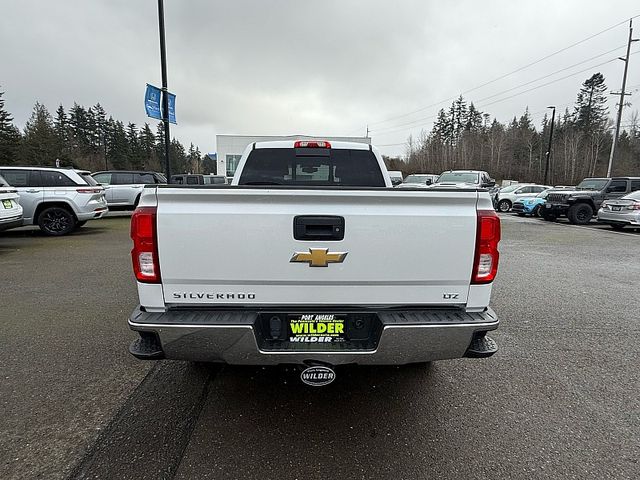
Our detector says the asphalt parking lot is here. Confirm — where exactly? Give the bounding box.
[1,214,639,480]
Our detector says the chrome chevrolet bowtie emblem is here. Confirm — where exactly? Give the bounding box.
[290,248,348,267]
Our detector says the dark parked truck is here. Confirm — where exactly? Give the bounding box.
[127,140,502,386]
[541,177,640,224]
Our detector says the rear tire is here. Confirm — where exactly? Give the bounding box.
[497,199,512,212]
[38,207,76,236]
[567,204,593,225]
[532,205,541,217]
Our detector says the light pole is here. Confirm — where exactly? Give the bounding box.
[157,0,171,180]
[544,106,556,185]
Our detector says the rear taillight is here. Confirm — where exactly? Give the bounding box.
[294,140,331,148]
[472,209,501,284]
[76,187,103,194]
[131,207,160,283]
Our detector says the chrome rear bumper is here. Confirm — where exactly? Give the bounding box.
[128,306,499,365]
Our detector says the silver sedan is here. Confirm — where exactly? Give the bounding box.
[597,190,640,230]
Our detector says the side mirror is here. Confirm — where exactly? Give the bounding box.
[487,178,496,187]
[425,179,433,185]
[391,178,402,186]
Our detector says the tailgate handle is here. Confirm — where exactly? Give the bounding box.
[294,216,345,241]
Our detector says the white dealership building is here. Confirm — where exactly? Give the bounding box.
[215,134,371,178]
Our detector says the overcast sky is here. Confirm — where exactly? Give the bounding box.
[1,1,639,157]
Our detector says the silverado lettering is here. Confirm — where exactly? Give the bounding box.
[172,292,256,300]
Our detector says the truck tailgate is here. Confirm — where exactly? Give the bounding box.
[155,188,479,307]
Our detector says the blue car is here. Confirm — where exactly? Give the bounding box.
[512,188,575,216]
[511,190,549,216]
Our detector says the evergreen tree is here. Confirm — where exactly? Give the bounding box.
[139,123,156,169]
[126,122,143,169]
[54,104,70,162]
[465,103,483,132]
[21,102,57,165]
[155,122,165,165]
[92,103,107,157]
[86,106,97,150]
[449,95,468,142]
[433,108,452,143]
[574,73,608,135]
[170,138,188,173]
[68,103,89,151]
[106,117,128,169]
[0,90,21,164]
[201,153,216,174]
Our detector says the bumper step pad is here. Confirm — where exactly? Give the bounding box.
[129,333,165,360]
[464,335,498,358]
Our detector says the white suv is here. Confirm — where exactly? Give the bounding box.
[0,174,23,232]
[0,167,108,235]
[91,170,166,208]
[495,184,551,212]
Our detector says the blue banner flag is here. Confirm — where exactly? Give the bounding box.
[166,92,177,124]
[144,84,162,120]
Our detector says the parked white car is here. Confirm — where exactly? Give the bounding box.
[0,167,108,235]
[0,174,23,232]
[91,170,166,208]
[387,170,403,186]
[396,174,439,188]
[495,184,551,212]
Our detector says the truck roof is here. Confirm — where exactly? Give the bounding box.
[253,140,372,151]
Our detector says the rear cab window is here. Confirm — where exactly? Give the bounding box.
[238,148,385,187]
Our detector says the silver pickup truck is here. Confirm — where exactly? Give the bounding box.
[128,140,501,385]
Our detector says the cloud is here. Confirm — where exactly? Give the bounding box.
[1,0,638,157]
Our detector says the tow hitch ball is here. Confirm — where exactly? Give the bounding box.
[299,362,336,387]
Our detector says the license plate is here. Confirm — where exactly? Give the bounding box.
[2,199,12,209]
[612,206,621,211]
[288,314,346,344]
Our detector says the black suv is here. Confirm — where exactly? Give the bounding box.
[541,177,640,224]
